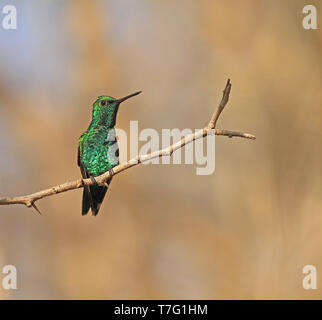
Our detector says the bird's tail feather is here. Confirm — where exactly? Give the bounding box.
[82,187,91,215]
[82,181,109,216]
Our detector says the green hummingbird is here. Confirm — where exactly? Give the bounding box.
[78,91,141,216]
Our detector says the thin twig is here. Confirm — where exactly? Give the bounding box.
[207,79,232,129]
[0,79,255,212]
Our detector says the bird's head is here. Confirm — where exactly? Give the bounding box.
[91,91,141,128]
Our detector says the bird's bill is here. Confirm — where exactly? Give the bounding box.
[116,91,142,103]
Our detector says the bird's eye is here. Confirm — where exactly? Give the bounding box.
[101,100,107,106]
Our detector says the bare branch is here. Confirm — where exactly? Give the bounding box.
[0,79,255,212]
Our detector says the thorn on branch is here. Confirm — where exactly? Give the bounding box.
[31,202,42,215]
[25,200,41,215]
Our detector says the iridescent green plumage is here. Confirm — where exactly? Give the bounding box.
[78,91,141,216]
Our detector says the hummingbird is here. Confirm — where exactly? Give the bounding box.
[78,91,141,216]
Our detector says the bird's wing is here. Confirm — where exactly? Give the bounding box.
[78,145,95,215]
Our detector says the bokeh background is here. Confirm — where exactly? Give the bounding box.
[0,0,321,299]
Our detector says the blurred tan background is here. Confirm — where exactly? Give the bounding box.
[0,0,321,299]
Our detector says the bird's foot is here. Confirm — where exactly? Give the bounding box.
[108,168,114,182]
